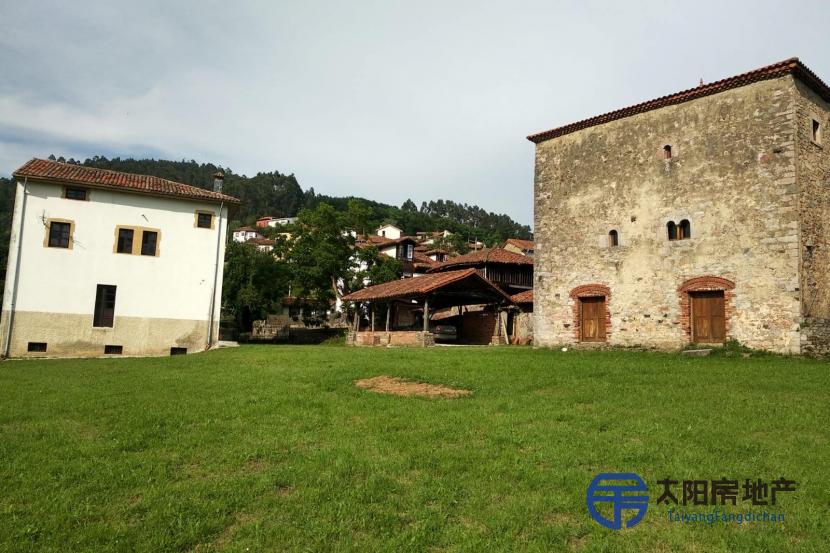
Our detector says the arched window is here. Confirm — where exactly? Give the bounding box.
[608,229,619,247]
[679,219,691,239]
[667,221,677,241]
[663,145,672,159]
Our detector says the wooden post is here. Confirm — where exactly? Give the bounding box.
[370,303,375,332]
[385,303,391,332]
[423,296,430,332]
[353,304,359,332]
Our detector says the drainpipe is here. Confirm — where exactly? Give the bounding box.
[206,202,224,349]
[4,177,28,357]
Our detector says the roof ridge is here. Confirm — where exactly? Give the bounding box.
[25,157,214,193]
[528,57,827,143]
[13,157,239,204]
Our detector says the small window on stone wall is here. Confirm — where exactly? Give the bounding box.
[812,119,822,144]
[663,145,672,159]
[608,230,619,247]
[667,220,691,241]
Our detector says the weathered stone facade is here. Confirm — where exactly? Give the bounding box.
[532,62,830,354]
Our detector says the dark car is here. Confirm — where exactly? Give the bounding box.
[431,324,457,342]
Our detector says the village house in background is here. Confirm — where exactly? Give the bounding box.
[256,215,297,228]
[0,159,238,357]
[376,223,402,239]
[502,238,534,256]
[429,247,533,294]
[530,57,830,354]
[232,226,263,243]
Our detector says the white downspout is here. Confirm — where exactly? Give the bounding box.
[206,202,224,349]
[4,177,28,357]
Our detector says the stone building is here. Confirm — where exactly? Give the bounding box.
[529,58,830,354]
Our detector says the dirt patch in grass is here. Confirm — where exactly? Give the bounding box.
[355,376,471,399]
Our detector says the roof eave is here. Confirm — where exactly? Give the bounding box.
[526,58,829,145]
[11,173,240,205]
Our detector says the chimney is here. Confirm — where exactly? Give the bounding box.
[212,171,224,193]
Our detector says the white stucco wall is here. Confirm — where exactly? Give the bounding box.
[377,225,402,239]
[1,180,229,356]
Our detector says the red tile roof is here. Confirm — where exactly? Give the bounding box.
[412,252,438,270]
[342,268,513,303]
[13,158,240,204]
[504,238,534,251]
[356,235,417,249]
[430,247,534,271]
[235,226,258,232]
[511,290,533,304]
[247,237,275,246]
[528,57,830,144]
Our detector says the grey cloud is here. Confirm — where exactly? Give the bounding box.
[1,0,829,225]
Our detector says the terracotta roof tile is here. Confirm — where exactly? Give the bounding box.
[13,158,240,204]
[511,290,533,304]
[528,57,830,144]
[342,268,513,303]
[505,238,534,251]
[247,237,275,246]
[412,252,438,270]
[430,248,533,271]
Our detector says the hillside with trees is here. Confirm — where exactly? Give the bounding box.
[37,156,531,245]
[0,156,532,317]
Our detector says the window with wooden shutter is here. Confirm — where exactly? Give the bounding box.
[196,212,213,229]
[64,187,88,201]
[93,285,117,328]
[48,222,71,248]
[141,231,158,256]
[116,228,134,253]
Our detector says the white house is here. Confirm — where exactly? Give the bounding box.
[266,217,298,227]
[0,158,239,357]
[232,226,263,243]
[376,223,402,239]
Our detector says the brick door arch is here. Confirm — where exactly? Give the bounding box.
[570,284,611,342]
[678,276,735,342]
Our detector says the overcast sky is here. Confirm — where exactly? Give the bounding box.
[1,1,828,225]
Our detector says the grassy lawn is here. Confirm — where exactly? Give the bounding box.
[1,345,829,552]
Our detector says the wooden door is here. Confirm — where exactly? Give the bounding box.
[691,291,725,343]
[580,296,606,342]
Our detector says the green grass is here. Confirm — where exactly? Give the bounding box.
[1,346,828,552]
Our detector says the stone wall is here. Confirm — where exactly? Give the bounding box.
[349,331,434,347]
[512,311,533,345]
[794,80,830,352]
[533,75,805,353]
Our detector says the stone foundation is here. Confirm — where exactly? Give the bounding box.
[800,318,830,356]
[1,310,213,357]
[349,331,435,347]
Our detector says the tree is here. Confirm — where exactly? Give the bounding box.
[349,246,402,292]
[287,203,355,304]
[222,241,290,330]
[344,199,373,236]
[401,198,418,212]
